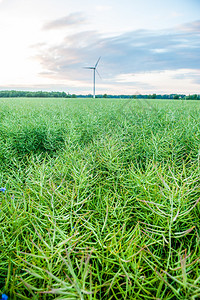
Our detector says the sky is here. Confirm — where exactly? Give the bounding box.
[0,0,200,95]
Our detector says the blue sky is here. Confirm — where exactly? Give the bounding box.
[0,0,199,94]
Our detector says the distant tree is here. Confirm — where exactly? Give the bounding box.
[103,94,107,98]
[152,94,156,99]
[61,92,67,98]
[173,95,179,99]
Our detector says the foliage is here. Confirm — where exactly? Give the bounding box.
[0,98,199,299]
[0,90,200,100]
[0,91,70,98]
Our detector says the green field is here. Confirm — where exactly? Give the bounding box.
[0,98,199,299]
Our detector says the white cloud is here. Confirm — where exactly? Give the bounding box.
[177,20,200,33]
[43,13,87,30]
[152,49,169,53]
[115,69,200,94]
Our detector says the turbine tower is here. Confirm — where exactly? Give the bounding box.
[84,57,101,99]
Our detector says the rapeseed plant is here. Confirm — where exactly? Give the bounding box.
[0,97,199,299]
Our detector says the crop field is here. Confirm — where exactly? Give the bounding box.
[0,97,200,299]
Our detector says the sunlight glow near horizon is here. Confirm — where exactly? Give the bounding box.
[0,0,199,95]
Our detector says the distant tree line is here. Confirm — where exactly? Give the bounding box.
[79,94,200,100]
[0,90,75,98]
[0,90,199,100]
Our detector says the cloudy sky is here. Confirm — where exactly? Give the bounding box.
[0,0,200,95]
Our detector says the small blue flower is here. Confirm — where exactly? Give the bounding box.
[0,188,6,193]
[1,294,8,300]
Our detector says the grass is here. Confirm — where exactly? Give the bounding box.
[0,97,199,299]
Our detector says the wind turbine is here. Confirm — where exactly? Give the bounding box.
[83,57,101,99]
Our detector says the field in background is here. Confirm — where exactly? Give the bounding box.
[0,97,199,299]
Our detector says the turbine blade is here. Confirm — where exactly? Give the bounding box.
[96,68,102,80]
[95,56,101,68]
[83,67,95,69]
